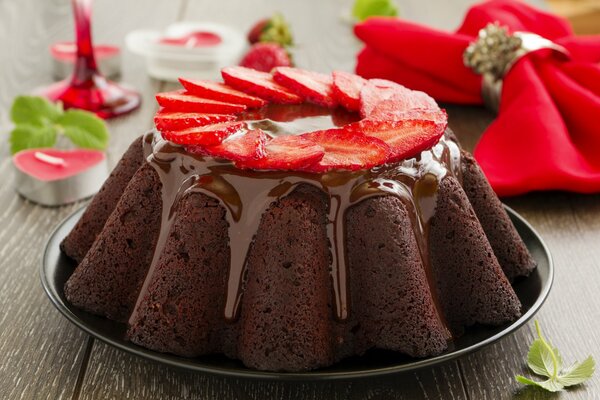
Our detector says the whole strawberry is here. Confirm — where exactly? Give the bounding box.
[247,13,293,46]
[247,19,269,44]
[239,43,292,73]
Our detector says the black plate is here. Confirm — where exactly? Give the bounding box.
[41,205,553,380]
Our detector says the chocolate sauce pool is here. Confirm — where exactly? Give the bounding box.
[129,112,461,329]
[240,103,361,137]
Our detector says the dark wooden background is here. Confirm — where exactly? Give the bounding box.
[0,0,598,399]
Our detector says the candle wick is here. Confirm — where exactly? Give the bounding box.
[34,151,67,167]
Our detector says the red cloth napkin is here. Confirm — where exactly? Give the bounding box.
[354,0,600,196]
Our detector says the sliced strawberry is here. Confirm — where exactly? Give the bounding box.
[221,66,302,104]
[360,79,438,118]
[161,121,246,146]
[239,135,324,170]
[360,79,407,118]
[301,129,389,172]
[345,118,446,162]
[204,129,267,162]
[406,91,438,109]
[370,105,447,124]
[156,90,247,114]
[178,78,267,108]
[272,67,337,108]
[154,109,236,131]
[332,71,366,111]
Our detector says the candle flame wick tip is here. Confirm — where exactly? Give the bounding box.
[34,151,67,167]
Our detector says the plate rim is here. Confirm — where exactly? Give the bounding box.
[40,204,553,381]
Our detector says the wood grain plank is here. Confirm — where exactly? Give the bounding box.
[0,1,94,398]
[81,342,467,400]
[81,341,352,400]
[0,0,183,399]
[0,182,87,400]
[347,363,468,400]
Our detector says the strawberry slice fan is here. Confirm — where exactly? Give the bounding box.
[354,0,600,197]
[154,65,449,173]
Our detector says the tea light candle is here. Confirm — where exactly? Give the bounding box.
[126,22,246,81]
[12,149,109,206]
[158,30,223,48]
[51,41,121,80]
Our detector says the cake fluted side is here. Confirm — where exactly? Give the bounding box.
[346,195,451,357]
[60,136,145,263]
[64,163,162,321]
[127,192,230,356]
[428,176,522,335]
[237,185,334,371]
[460,150,536,281]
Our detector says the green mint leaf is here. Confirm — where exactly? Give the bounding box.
[527,339,562,378]
[11,96,63,126]
[516,321,595,392]
[524,321,562,379]
[558,357,596,387]
[534,321,562,379]
[527,340,552,377]
[352,0,398,21]
[57,109,109,150]
[9,124,57,154]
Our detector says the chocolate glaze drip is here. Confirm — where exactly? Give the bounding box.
[130,129,461,326]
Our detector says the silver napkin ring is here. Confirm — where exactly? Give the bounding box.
[463,22,570,111]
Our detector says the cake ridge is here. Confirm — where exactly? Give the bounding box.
[130,130,463,325]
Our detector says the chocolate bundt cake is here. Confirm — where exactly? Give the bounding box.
[60,67,536,372]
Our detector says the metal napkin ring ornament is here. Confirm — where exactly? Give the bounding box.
[463,22,570,112]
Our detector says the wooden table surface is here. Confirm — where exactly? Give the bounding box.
[0,0,598,399]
